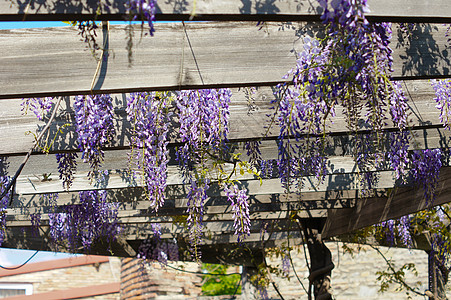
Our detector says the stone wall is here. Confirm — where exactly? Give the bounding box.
[120,258,202,299]
[264,242,444,299]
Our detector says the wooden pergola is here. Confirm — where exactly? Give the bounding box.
[0,0,450,298]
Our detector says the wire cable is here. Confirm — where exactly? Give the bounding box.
[165,263,241,276]
[0,250,39,270]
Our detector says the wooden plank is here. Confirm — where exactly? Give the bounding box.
[0,224,304,259]
[13,166,408,195]
[0,0,450,21]
[7,196,354,214]
[0,80,446,156]
[0,23,449,100]
[322,167,451,238]
[10,186,363,209]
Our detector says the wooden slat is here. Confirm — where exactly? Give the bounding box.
[14,166,408,195]
[0,80,446,156]
[8,195,354,214]
[322,167,451,238]
[0,23,449,100]
[0,0,450,21]
[11,187,362,209]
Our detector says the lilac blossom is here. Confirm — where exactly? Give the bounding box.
[74,94,115,176]
[397,215,412,248]
[224,184,251,243]
[411,149,442,205]
[281,249,290,277]
[126,0,157,36]
[431,79,451,130]
[30,213,41,237]
[48,190,120,251]
[186,178,209,258]
[137,225,179,264]
[126,92,169,211]
[55,153,78,191]
[0,176,11,245]
[21,97,53,121]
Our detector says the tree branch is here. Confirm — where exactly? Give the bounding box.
[370,245,426,297]
[2,97,63,206]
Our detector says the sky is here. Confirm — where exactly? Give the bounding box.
[0,248,80,267]
[0,20,138,30]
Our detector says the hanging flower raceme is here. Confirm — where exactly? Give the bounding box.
[224,184,251,243]
[186,177,209,259]
[126,92,170,211]
[176,89,231,174]
[21,97,53,121]
[175,89,232,257]
[137,224,179,265]
[48,190,120,251]
[55,153,78,191]
[0,176,11,246]
[411,149,442,205]
[74,94,115,177]
[274,0,411,193]
[431,79,451,130]
[126,0,157,36]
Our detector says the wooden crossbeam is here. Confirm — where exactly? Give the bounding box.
[322,167,451,238]
[0,23,448,100]
[0,80,445,156]
[0,0,450,22]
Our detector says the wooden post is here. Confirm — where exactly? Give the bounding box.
[301,218,334,300]
[241,266,259,300]
[427,250,448,300]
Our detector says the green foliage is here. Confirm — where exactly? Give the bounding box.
[201,263,241,296]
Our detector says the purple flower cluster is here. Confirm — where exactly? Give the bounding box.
[397,215,412,248]
[186,178,209,258]
[224,184,251,243]
[30,213,41,237]
[275,0,408,192]
[431,79,451,130]
[378,216,412,248]
[281,248,290,277]
[137,224,179,264]
[0,176,11,246]
[126,92,169,211]
[126,0,157,36]
[48,190,120,251]
[411,149,442,204]
[176,89,231,172]
[380,219,396,246]
[244,140,262,167]
[175,89,232,254]
[74,94,115,176]
[55,153,78,191]
[21,97,53,121]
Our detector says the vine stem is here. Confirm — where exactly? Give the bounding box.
[370,245,426,297]
[2,96,63,206]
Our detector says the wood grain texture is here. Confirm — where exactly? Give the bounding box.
[0,80,447,156]
[322,167,451,238]
[0,23,449,100]
[0,0,450,21]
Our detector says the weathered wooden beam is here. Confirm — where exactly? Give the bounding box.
[322,167,451,238]
[5,209,326,227]
[0,0,450,22]
[0,224,305,261]
[13,166,408,195]
[0,23,449,100]
[0,80,444,156]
